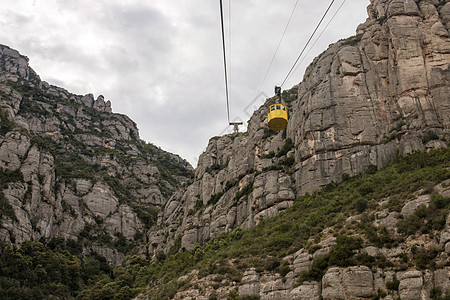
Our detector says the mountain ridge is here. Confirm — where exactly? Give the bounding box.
[0,43,193,264]
[0,0,449,299]
[148,0,450,257]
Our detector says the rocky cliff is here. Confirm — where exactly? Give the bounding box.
[148,0,449,266]
[0,44,193,264]
[135,0,450,298]
[1,0,449,298]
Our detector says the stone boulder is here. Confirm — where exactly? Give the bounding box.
[322,266,374,299]
[239,268,261,296]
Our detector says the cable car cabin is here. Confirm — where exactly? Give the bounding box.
[267,104,288,131]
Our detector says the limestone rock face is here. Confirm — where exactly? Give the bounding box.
[160,200,450,300]
[322,266,374,299]
[398,271,425,300]
[1,0,450,291]
[0,43,193,263]
[83,183,119,219]
[148,0,449,256]
[290,281,321,300]
[238,268,261,296]
[401,195,431,217]
[138,0,450,298]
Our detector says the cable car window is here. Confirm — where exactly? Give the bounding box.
[271,106,275,111]
[282,106,286,111]
[276,105,281,110]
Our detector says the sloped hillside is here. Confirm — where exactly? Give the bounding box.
[72,147,448,299]
[148,0,449,258]
[0,44,193,264]
[0,0,449,299]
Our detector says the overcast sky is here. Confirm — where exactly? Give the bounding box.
[1,0,370,166]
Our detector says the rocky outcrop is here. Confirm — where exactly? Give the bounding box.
[322,266,374,299]
[291,0,450,194]
[163,180,450,299]
[1,0,449,294]
[238,268,261,296]
[148,0,449,256]
[0,44,193,263]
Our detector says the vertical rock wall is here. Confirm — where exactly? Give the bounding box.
[149,0,449,254]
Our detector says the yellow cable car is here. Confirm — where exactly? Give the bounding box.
[268,104,288,131]
[267,86,288,131]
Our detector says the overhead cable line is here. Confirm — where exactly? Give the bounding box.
[292,0,347,76]
[219,0,230,123]
[255,0,300,98]
[280,0,336,88]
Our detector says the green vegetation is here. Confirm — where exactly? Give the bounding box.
[9,80,193,184]
[55,155,98,181]
[280,156,295,166]
[386,275,400,291]
[209,191,225,205]
[281,86,298,103]
[0,167,23,221]
[276,138,294,157]
[234,181,254,203]
[137,142,194,180]
[1,81,449,299]
[299,235,364,284]
[0,192,17,222]
[206,163,227,174]
[341,33,363,46]
[131,203,158,229]
[0,167,23,187]
[397,193,449,236]
[261,151,275,159]
[421,130,440,144]
[77,147,449,299]
[0,239,113,299]
[0,108,15,134]
[2,80,193,233]
[10,80,87,117]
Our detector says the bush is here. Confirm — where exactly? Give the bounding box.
[280,156,295,166]
[234,182,254,202]
[341,33,363,46]
[209,191,224,205]
[4,147,444,299]
[413,247,438,270]
[206,163,226,173]
[130,203,158,229]
[0,167,23,221]
[0,108,15,134]
[355,198,368,213]
[421,131,439,144]
[0,240,100,299]
[386,275,400,291]
[195,199,204,210]
[397,214,422,235]
[277,138,294,157]
[430,287,443,300]
[365,165,377,175]
[328,236,362,267]
[209,293,218,300]
[280,264,291,277]
[264,257,280,271]
[282,87,298,103]
[261,151,275,159]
